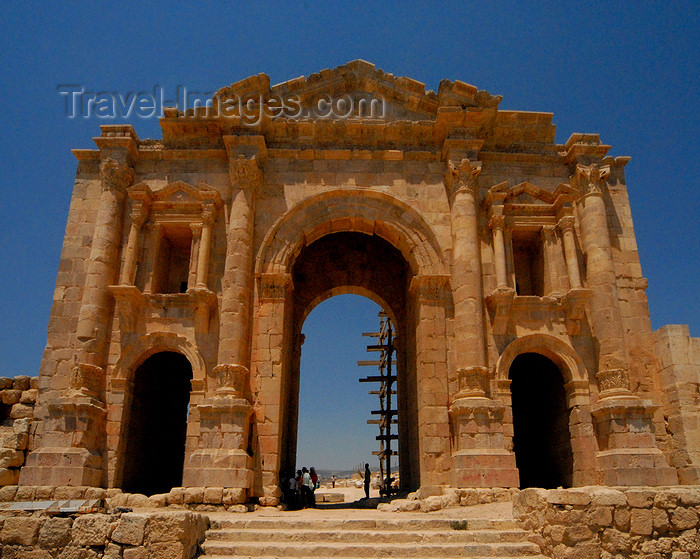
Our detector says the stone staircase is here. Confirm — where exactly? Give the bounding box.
[199,514,546,558]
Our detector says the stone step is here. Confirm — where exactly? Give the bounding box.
[202,556,550,559]
[206,528,531,544]
[200,541,543,557]
[209,517,521,531]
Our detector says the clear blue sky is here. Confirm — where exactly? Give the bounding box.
[0,2,697,469]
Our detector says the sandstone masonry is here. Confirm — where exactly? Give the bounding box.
[7,60,699,503]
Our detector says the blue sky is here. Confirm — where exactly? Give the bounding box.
[0,2,697,469]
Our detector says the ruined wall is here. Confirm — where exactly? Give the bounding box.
[514,486,700,558]
[0,509,207,559]
[0,376,37,486]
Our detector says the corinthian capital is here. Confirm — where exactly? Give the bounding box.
[445,158,482,201]
[99,157,134,193]
[570,163,610,197]
[229,154,264,190]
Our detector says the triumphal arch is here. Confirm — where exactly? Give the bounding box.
[16,61,699,504]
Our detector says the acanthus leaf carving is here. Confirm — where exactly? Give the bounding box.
[99,157,134,193]
[571,163,610,197]
[229,154,264,191]
[444,158,482,202]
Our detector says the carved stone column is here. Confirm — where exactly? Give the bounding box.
[572,164,627,374]
[557,215,582,289]
[76,157,134,360]
[444,158,487,370]
[574,163,676,485]
[120,201,149,286]
[195,204,216,289]
[490,214,508,290]
[216,153,263,379]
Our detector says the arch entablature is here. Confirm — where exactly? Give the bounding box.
[110,332,206,386]
[255,189,449,278]
[496,334,590,405]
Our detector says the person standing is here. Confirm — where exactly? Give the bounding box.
[300,467,314,508]
[364,463,371,499]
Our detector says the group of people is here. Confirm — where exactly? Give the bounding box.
[280,466,319,510]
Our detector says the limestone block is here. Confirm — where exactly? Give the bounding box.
[149,494,168,508]
[13,377,31,391]
[20,389,38,404]
[222,488,246,505]
[53,486,87,500]
[0,448,25,468]
[38,517,73,549]
[103,543,122,559]
[58,546,100,559]
[0,484,18,501]
[1,390,22,405]
[123,547,148,559]
[0,516,44,545]
[0,468,20,486]
[630,508,653,536]
[626,489,655,508]
[146,542,187,559]
[144,512,197,544]
[652,507,670,533]
[588,487,626,506]
[112,513,148,546]
[670,507,699,531]
[203,487,223,504]
[126,493,151,508]
[0,378,12,390]
[10,404,34,419]
[183,487,204,504]
[71,514,115,546]
[12,418,30,435]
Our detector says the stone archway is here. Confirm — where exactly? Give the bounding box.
[121,351,193,495]
[496,334,598,486]
[251,191,452,498]
[107,333,206,488]
[509,352,573,488]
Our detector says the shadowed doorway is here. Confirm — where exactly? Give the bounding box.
[509,352,573,489]
[122,351,193,495]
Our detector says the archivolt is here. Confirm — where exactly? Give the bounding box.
[110,332,206,383]
[255,189,448,277]
[496,334,588,385]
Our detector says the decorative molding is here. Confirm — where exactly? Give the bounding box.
[444,158,482,202]
[485,288,516,335]
[571,163,611,198]
[229,154,264,191]
[69,362,105,401]
[99,158,134,193]
[212,363,249,397]
[455,366,490,399]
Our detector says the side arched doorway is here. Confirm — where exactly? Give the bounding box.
[122,351,193,495]
[509,352,574,489]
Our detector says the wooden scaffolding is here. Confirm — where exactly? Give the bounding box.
[359,312,399,497]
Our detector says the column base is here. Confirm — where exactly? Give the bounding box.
[182,449,253,488]
[596,448,678,486]
[19,447,103,486]
[452,449,520,488]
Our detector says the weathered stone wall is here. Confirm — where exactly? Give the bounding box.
[0,376,37,486]
[513,486,700,558]
[0,509,207,559]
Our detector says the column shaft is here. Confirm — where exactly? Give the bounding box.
[196,221,213,288]
[559,217,582,289]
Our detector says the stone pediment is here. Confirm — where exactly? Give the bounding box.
[128,180,222,209]
[213,59,502,122]
[486,181,577,208]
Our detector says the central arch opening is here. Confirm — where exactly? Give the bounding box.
[122,351,193,495]
[509,352,573,489]
[281,231,419,491]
